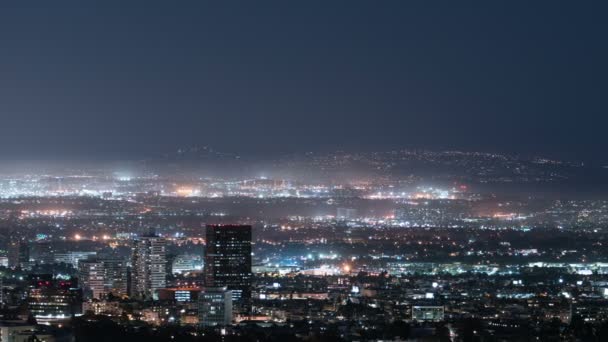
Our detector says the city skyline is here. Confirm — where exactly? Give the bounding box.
[0,1,607,341]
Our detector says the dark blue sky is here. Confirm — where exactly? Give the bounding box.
[0,1,606,160]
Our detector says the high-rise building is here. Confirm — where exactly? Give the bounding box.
[204,225,252,306]
[77,257,128,300]
[131,235,167,299]
[103,257,128,298]
[78,259,105,299]
[198,287,232,327]
[8,240,30,270]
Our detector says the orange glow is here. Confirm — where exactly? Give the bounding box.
[176,187,194,196]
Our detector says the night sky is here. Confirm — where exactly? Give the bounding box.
[0,1,606,160]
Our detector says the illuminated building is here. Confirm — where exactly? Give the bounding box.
[27,277,82,323]
[102,257,128,298]
[54,251,97,268]
[198,287,232,327]
[78,259,105,299]
[131,235,167,299]
[171,254,203,274]
[411,306,444,322]
[78,257,128,300]
[204,225,252,309]
[157,287,201,302]
[82,301,122,316]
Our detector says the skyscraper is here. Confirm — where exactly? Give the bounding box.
[78,259,105,299]
[78,257,128,300]
[204,225,252,307]
[8,240,30,270]
[103,257,128,298]
[131,235,167,299]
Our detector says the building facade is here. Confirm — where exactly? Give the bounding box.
[78,257,128,300]
[198,287,232,327]
[204,225,252,306]
[131,235,167,299]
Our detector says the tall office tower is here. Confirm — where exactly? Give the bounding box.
[8,240,30,270]
[78,259,106,299]
[131,235,167,299]
[204,225,252,306]
[78,257,128,299]
[102,258,128,298]
[198,287,232,327]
